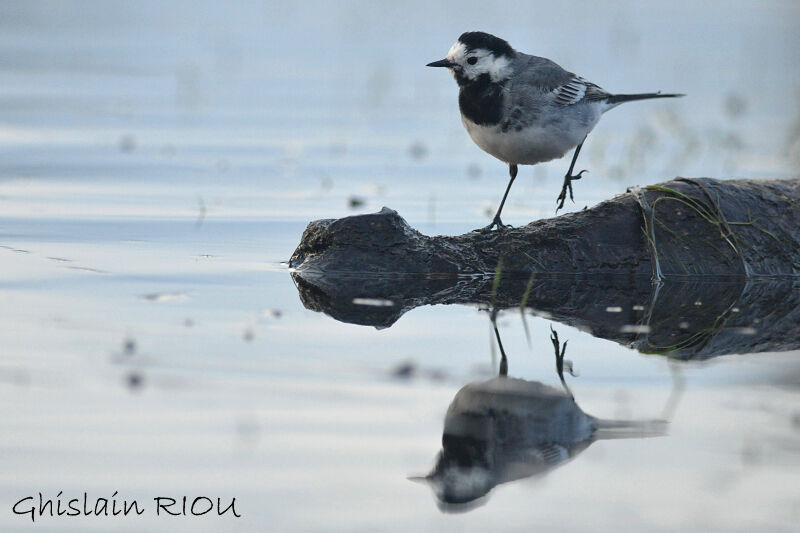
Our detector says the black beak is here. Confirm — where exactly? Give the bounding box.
[426,59,455,68]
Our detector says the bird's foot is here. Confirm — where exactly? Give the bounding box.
[555,169,589,212]
[479,216,512,232]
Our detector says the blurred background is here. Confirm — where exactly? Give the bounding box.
[1,1,799,531]
[1,0,798,225]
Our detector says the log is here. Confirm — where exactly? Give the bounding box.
[289,177,800,278]
[289,177,800,360]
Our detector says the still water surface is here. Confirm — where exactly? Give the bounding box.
[1,1,799,531]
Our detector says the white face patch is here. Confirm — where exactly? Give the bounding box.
[434,465,491,503]
[446,41,468,64]
[445,41,513,83]
[486,54,512,82]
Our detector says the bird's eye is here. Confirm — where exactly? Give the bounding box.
[466,57,478,65]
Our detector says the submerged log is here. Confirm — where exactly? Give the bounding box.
[289,178,800,278]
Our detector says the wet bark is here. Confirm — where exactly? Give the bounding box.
[290,178,800,279]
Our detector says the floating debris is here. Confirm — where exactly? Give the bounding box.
[67,266,108,274]
[391,361,416,379]
[215,158,230,173]
[0,368,31,387]
[428,369,447,382]
[122,338,137,356]
[176,62,200,109]
[195,195,207,227]
[118,133,136,153]
[632,305,645,311]
[389,361,448,382]
[729,327,757,335]
[236,417,261,447]
[329,142,347,156]
[605,306,623,313]
[243,329,254,342]
[126,372,143,390]
[466,163,482,179]
[352,298,394,307]
[527,309,552,319]
[621,325,652,334]
[259,309,284,321]
[348,196,366,209]
[740,441,761,467]
[142,292,187,303]
[724,92,747,119]
[408,141,428,160]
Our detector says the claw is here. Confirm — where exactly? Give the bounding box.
[479,216,512,232]
[550,325,574,398]
[556,181,570,212]
[555,170,590,212]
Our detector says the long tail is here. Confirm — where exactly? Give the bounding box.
[593,418,668,440]
[606,92,685,105]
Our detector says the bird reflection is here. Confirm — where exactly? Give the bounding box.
[416,319,668,511]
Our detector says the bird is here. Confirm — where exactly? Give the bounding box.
[427,31,683,229]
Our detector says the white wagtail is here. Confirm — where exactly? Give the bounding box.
[427,31,683,229]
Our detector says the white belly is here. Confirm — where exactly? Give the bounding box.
[462,109,601,165]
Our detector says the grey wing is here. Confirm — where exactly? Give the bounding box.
[508,54,610,110]
[502,55,610,131]
[511,54,576,93]
[502,55,573,129]
[549,76,611,107]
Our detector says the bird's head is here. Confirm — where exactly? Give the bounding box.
[427,31,515,86]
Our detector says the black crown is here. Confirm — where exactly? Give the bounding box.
[458,31,515,57]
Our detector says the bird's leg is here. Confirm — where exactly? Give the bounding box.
[556,140,589,212]
[550,326,573,399]
[492,308,508,377]
[482,164,518,231]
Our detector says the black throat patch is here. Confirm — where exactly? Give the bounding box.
[458,73,504,126]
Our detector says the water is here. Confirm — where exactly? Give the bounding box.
[1,1,799,531]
